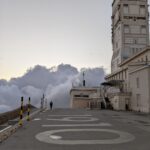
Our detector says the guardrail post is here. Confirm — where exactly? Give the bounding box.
[27,97,31,121]
[19,97,23,126]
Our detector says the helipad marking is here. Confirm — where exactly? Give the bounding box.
[42,123,112,127]
[47,117,99,122]
[34,118,41,121]
[36,129,135,145]
[50,135,62,140]
[48,115,92,117]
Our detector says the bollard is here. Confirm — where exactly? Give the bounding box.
[19,97,24,126]
[27,97,31,121]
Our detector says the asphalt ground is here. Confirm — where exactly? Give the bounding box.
[0,109,150,150]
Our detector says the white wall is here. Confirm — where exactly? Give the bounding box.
[129,66,150,112]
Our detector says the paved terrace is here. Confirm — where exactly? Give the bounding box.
[0,109,150,150]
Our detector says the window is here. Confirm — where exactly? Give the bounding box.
[123,4,129,14]
[130,25,140,34]
[125,37,133,44]
[136,77,140,88]
[140,5,146,15]
[134,39,137,44]
[116,42,118,49]
[124,25,130,33]
[141,26,146,34]
[146,55,148,62]
[118,73,120,80]
[125,71,127,79]
[129,5,139,15]
[136,94,141,108]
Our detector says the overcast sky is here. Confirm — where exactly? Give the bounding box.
[0,0,149,80]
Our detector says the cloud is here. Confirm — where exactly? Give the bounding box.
[0,64,105,112]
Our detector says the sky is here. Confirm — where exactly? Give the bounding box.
[0,0,149,80]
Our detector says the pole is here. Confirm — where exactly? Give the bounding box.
[83,72,85,87]
[27,97,31,121]
[19,97,23,126]
[41,94,45,111]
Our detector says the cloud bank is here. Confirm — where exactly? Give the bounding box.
[0,64,105,113]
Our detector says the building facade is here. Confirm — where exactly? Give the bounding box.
[70,88,102,109]
[111,0,149,72]
[106,47,150,112]
[106,0,150,113]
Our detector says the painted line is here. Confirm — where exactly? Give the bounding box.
[42,123,112,127]
[34,118,41,121]
[50,135,62,140]
[47,117,99,122]
[36,129,135,145]
[0,126,12,133]
[48,115,92,117]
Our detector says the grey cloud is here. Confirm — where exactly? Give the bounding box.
[0,64,105,113]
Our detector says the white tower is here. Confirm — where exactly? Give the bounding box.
[111,0,149,73]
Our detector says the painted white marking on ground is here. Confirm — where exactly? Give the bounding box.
[34,118,41,121]
[48,115,92,117]
[50,135,62,140]
[47,117,99,122]
[42,123,112,127]
[0,126,12,133]
[36,129,135,145]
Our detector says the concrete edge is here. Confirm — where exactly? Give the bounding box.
[0,109,41,143]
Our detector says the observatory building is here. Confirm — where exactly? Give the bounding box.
[105,0,150,113]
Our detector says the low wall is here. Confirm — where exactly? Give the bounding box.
[0,105,35,125]
[0,109,40,142]
[72,99,90,109]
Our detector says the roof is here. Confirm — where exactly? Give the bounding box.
[101,80,124,87]
[70,87,98,93]
[105,67,127,79]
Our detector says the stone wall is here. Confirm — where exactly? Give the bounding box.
[0,105,34,125]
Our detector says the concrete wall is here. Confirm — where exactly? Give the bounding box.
[110,94,131,111]
[129,66,150,112]
[72,99,90,109]
[70,88,98,109]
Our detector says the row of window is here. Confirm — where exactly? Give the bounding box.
[124,25,147,34]
[125,37,147,45]
[123,4,146,15]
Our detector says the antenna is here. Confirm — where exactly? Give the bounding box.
[83,72,86,87]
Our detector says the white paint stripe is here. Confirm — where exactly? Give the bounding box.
[0,126,12,133]
[34,118,41,121]
[47,117,99,122]
[48,115,92,117]
[42,123,112,127]
[50,135,62,140]
[36,129,135,145]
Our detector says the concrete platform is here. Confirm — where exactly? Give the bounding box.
[0,109,150,150]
